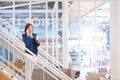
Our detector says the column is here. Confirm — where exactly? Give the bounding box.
[111,0,120,80]
[62,0,68,67]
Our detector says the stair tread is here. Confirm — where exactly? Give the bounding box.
[0,70,12,80]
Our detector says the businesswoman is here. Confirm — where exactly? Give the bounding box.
[22,23,40,80]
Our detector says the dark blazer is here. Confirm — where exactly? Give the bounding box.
[22,33,40,55]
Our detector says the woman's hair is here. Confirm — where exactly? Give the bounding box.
[24,23,33,33]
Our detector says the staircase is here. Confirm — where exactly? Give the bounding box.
[0,18,72,80]
[0,17,63,68]
[0,66,12,80]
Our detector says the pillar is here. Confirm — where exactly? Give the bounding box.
[62,0,69,67]
[110,0,120,80]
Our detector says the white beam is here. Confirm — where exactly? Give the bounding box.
[29,1,32,23]
[0,0,63,2]
[12,1,15,27]
[62,0,69,68]
[0,0,63,10]
[0,10,62,13]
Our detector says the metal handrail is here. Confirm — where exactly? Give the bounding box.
[0,17,64,68]
[0,56,25,80]
[0,25,72,79]
[0,26,60,80]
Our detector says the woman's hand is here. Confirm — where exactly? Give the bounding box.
[36,36,41,44]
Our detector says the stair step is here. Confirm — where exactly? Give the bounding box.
[0,69,12,80]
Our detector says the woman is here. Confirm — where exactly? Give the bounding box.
[22,23,40,80]
[22,23,40,55]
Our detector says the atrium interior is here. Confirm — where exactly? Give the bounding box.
[0,0,111,80]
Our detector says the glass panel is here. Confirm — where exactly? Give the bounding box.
[68,0,110,79]
[15,2,29,10]
[0,2,13,19]
[15,2,29,33]
[32,13,46,19]
[0,2,13,10]
[48,1,55,10]
[58,1,62,10]
[31,2,46,10]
